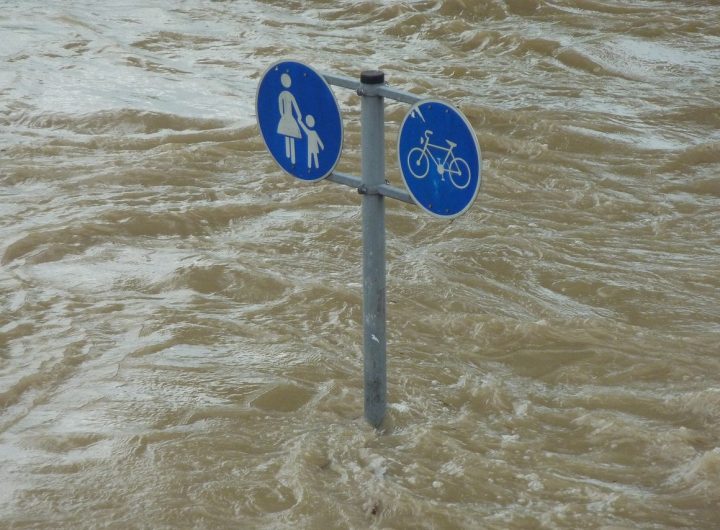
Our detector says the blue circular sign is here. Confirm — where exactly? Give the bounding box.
[398,99,482,218]
[256,61,343,181]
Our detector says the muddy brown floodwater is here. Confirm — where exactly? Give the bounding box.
[1,1,719,528]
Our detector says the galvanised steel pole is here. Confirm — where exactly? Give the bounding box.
[359,70,386,428]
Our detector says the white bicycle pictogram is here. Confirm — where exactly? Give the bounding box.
[406,130,472,190]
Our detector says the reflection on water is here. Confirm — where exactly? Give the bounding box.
[1,0,719,528]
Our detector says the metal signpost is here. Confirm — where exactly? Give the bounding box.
[256,61,482,428]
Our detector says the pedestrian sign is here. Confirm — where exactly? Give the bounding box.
[398,99,481,218]
[256,60,343,181]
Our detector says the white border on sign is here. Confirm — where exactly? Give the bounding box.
[397,98,482,219]
[255,59,344,182]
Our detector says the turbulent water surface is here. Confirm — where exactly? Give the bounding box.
[1,0,720,528]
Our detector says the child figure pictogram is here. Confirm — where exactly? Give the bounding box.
[299,114,324,169]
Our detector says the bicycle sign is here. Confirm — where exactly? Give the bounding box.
[398,100,481,218]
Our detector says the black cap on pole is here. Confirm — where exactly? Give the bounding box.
[360,70,385,84]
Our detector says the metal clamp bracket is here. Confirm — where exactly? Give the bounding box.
[357,184,380,196]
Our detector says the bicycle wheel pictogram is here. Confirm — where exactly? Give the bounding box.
[407,147,430,179]
[448,157,471,190]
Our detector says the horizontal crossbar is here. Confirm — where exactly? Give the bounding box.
[327,171,414,205]
[323,73,423,105]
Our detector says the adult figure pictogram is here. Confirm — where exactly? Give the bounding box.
[276,73,302,164]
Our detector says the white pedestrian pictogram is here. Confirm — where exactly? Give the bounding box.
[276,74,325,169]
